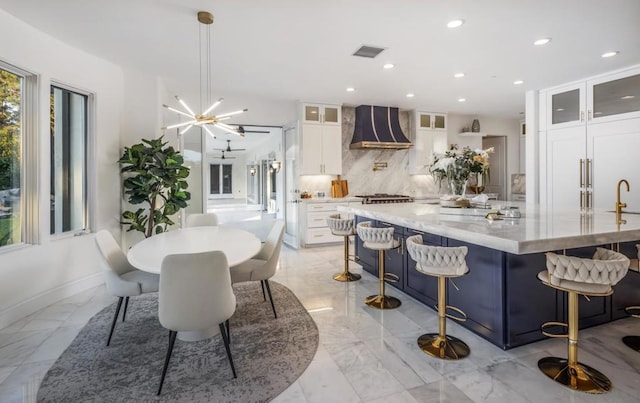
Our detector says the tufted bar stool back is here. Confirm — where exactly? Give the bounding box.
[537,248,630,394]
[356,221,401,309]
[406,235,470,360]
[326,214,361,282]
[622,244,640,352]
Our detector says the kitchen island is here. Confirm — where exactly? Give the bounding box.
[338,201,640,349]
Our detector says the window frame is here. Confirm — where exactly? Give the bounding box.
[0,60,38,252]
[49,80,95,240]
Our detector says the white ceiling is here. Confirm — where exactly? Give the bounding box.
[2,0,640,121]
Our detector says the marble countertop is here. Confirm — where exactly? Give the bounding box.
[300,197,361,203]
[338,201,640,254]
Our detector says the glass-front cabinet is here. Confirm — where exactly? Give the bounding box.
[546,83,586,129]
[302,103,340,126]
[417,111,447,131]
[588,69,640,123]
[545,67,640,129]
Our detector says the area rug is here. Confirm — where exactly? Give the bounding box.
[37,281,319,403]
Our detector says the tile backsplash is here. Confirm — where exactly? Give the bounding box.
[298,106,438,198]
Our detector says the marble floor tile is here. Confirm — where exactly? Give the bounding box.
[407,378,475,403]
[271,381,309,403]
[0,243,639,402]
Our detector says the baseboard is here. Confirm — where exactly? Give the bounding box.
[0,273,105,329]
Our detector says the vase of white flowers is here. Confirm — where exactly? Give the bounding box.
[430,145,493,202]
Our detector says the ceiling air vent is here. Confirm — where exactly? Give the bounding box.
[352,45,385,58]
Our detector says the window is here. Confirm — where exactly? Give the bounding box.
[0,67,21,247]
[209,164,233,197]
[50,85,89,235]
[0,61,37,249]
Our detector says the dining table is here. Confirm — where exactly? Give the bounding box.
[127,226,261,274]
[127,226,262,341]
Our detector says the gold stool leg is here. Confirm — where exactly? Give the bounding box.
[333,235,361,282]
[417,276,470,360]
[365,250,401,309]
[538,291,612,394]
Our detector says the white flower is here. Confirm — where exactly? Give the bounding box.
[432,156,455,171]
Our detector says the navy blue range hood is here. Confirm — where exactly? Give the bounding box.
[350,105,412,149]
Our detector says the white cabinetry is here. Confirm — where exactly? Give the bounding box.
[408,111,448,174]
[300,103,342,175]
[300,202,343,246]
[540,66,640,211]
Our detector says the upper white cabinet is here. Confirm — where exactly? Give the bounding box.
[416,111,447,131]
[409,111,448,175]
[544,67,640,130]
[302,104,341,126]
[300,103,342,175]
[540,66,640,211]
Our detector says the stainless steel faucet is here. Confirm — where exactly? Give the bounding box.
[616,179,630,225]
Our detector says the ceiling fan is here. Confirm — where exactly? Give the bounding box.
[237,125,270,134]
[214,139,245,153]
[212,150,236,160]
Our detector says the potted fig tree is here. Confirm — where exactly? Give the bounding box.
[119,136,190,238]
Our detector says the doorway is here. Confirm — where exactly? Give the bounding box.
[283,123,299,248]
[482,136,507,199]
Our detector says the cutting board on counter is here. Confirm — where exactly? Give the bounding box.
[331,175,349,198]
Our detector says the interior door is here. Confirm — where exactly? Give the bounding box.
[482,136,507,199]
[284,123,299,248]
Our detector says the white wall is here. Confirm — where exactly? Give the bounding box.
[0,10,124,327]
[448,114,521,197]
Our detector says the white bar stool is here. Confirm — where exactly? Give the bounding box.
[538,248,629,394]
[356,221,401,309]
[406,235,470,360]
[326,214,361,282]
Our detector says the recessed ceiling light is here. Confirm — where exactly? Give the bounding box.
[346,87,355,92]
[447,19,464,28]
[621,95,635,100]
[454,72,465,78]
[534,38,551,46]
[383,63,395,69]
[601,51,619,58]
[458,98,466,103]
[513,80,524,85]
[406,93,415,98]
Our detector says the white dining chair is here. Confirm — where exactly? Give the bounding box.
[94,230,159,346]
[230,220,285,318]
[157,250,237,395]
[186,213,219,227]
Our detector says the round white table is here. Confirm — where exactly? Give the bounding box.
[127,226,261,274]
[127,226,261,342]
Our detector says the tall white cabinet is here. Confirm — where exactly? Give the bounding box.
[408,111,448,174]
[300,103,342,175]
[540,66,640,211]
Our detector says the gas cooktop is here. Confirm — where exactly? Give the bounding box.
[355,194,415,204]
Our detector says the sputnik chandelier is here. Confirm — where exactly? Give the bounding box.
[162,11,247,138]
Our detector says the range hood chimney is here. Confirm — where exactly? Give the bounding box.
[350,105,412,149]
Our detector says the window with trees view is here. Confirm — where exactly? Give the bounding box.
[0,67,21,247]
[50,85,88,235]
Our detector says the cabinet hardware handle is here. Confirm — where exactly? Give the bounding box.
[586,190,592,209]
[585,159,591,188]
[579,159,584,187]
[410,229,425,235]
[314,234,324,238]
[399,237,404,255]
[313,219,323,221]
[580,111,584,122]
[580,191,585,209]
[588,110,592,120]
